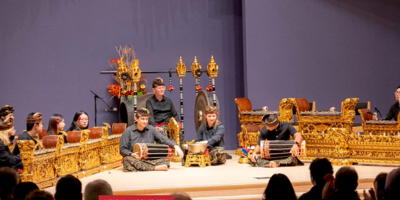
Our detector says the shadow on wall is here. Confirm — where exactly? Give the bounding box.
[320,0,400,32]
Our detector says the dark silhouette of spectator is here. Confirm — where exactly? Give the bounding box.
[363,172,387,200]
[262,173,297,200]
[84,179,113,200]
[322,166,360,200]
[0,166,19,200]
[55,174,82,200]
[299,158,333,200]
[172,191,192,200]
[25,190,54,200]
[14,182,39,200]
[384,168,400,200]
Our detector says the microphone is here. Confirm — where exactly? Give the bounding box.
[375,106,383,119]
[105,107,118,112]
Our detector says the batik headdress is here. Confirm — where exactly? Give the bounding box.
[27,112,43,124]
[0,105,14,118]
[152,77,165,88]
[0,117,14,131]
[136,108,150,118]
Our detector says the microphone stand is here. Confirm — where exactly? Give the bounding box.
[90,90,114,126]
[375,107,383,119]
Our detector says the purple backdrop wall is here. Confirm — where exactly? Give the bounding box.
[243,0,400,120]
[0,0,243,150]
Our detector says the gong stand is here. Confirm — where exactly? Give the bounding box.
[133,82,137,118]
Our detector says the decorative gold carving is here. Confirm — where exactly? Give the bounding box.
[235,98,294,129]
[130,59,141,83]
[300,127,353,165]
[297,98,359,135]
[185,154,211,167]
[359,110,400,136]
[207,56,218,78]
[117,58,128,81]
[297,99,359,165]
[236,125,260,155]
[278,98,296,122]
[176,56,186,78]
[168,118,181,162]
[190,56,201,78]
[18,124,124,189]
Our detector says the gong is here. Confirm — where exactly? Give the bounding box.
[120,93,154,127]
[194,90,220,131]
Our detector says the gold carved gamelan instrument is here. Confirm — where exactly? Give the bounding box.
[133,143,175,160]
[259,140,296,160]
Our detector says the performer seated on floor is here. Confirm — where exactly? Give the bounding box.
[119,108,184,172]
[249,114,303,168]
[146,77,181,137]
[185,106,226,165]
[46,114,67,143]
[12,112,43,156]
[0,117,23,169]
[67,111,89,131]
[373,86,400,121]
[0,105,14,121]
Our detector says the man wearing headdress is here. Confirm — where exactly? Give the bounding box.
[0,105,15,146]
[119,108,184,172]
[0,105,14,121]
[0,117,23,169]
[249,114,303,168]
[146,77,181,137]
[12,112,43,156]
[188,106,225,165]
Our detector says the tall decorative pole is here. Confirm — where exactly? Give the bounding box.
[176,56,186,145]
[207,56,219,107]
[130,59,141,120]
[190,56,201,96]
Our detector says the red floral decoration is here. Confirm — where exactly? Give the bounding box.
[206,85,213,92]
[78,117,81,120]
[108,84,121,97]
[56,119,60,123]
[195,85,202,91]
[168,86,174,92]
[125,90,134,96]
[110,58,117,63]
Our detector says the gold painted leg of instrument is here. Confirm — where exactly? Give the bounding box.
[184,154,211,167]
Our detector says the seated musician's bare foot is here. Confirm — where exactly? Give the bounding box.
[269,161,279,168]
[154,165,168,171]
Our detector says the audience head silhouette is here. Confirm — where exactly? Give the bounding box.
[0,167,19,200]
[84,179,113,200]
[309,158,333,186]
[14,182,39,200]
[55,174,82,200]
[263,173,297,200]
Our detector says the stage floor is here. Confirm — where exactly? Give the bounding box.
[44,151,398,199]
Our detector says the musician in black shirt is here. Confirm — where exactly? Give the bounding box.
[146,77,181,137]
[12,112,43,156]
[119,108,183,172]
[249,114,303,168]
[373,86,400,121]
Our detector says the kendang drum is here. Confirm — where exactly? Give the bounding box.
[133,143,175,160]
[260,140,295,160]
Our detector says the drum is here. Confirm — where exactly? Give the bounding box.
[260,140,295,160]
[133,143,175,160]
